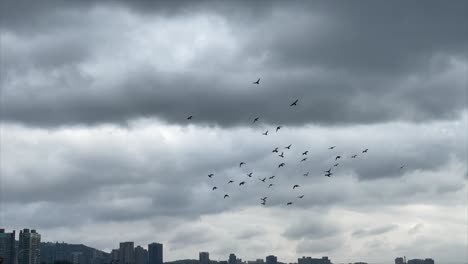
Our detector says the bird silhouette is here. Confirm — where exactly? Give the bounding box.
[260,177,266,182]
[329,146,336,150]
[351,154,358,158]
[279,152,284,158]
[268,183,274,188]
[261,201,266,206]
[325,172,332,177]
[269,175,275,179]
[278,163,285,168]
[239,181,246,186]
[224,194,229,199]
[285,144,292,149]
[298,195,304,198]
[302,151,308,155]
[272,147,279,153]
[276,126,282,132]
[208,173,214,178]
[187,115,193,120]
[253,78,260,84]
[333,163,339,167]
[362,148,368,153]
[263,130,269,135]
[287,202,293,205]
[300,157,307,162]
[260,197,267,201]
[228,180,234,184]
[293,184,300,189]
[290,99,298,106]
[212,187,217,191]
[400,165,405,170]
[335,155,341,160]
[324,168,332,173]
[239,162,246,167]
[303,171,309,177]
[253,117,259,123]
[247,172,253,177]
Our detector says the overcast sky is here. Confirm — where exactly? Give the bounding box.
[1,1,467,263]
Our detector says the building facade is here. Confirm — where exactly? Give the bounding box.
[18,229,41,264]
[118,242,134,264]
[0,229,16,264]
[199,252,209,264]
[134,246,148,264]
[148,243,162,264]
[266,256,277,264]
[297,257,331,264]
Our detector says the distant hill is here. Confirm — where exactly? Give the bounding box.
[40,242,111,264]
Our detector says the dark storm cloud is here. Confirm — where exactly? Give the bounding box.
[1,0,467,128]
[352,224,398,238]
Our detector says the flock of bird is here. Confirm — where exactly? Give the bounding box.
[188,78,405,207]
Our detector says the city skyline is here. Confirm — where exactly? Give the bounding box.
[0,0,466,263]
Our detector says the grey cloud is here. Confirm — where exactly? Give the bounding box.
[1,1,467,128]
[283,219,340,240]
[295,237,343,255]
[352,224,398,238]
[408,223,424,235]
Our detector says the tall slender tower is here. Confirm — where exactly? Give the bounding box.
[0,229,16,264]
[18,229,41,264]
[147,243,162,264]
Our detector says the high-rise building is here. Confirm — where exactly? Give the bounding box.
[18,229,41,264]
[199,252,209,264]
[0,229,16,264]
[228,254,236,264]
[119,242,134,264]
[424,259,434,264]
[111,250,119,263]
[148,243,162,264]
[266,256,277,264]
[395,258,405,264]
[134,246,148,264]
[407,259,434,264]
[71,252,84,264]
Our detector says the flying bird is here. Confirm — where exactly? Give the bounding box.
[247,172,253,177]
[293,184,300,189]
[324,168,332,173]
[279,152,284,158]
[187,115,193,120]
[285,144,292,149]
[272,147,279,153]
[253,78,260,84]
[302,151,308,155]
[269,175,275,179]
[212,187,217,191]
[335,155,341,160]
[325,172,332,177]
[260,177,266,182]
[333,163,339,167]
[260,197,267,201]
[239,162,246,167]
[400,165,405,170]
[239,181,246,186]
[228,180,234,184]
[253,117,259,123]
[362,148,368,153]
[351,154,358,159]
[208,173,214,178]
[300,157,307,162]
[329,146,336,150]
[263,130,269,135]
[224,194,229,199]
[278,163,285,168]
[268,183,274,188]
[303,171,309,177]
[287,202,293,205]
[290,99,298,107]
[261,201,266,206]
[276,126,282,132]
[298,195,304,199]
